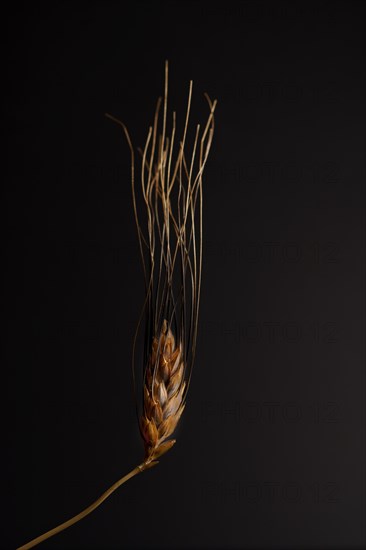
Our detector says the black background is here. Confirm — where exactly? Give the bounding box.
[9,1,365,549]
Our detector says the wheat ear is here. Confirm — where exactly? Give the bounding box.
[18,61,216,549]
[141,319,185,462]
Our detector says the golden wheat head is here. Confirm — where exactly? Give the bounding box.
[106,62,216,466]
[125,61,217,465]
[18,61,216,550]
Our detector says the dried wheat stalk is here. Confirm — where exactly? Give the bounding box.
[18,61,216,550]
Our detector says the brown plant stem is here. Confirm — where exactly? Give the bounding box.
[17,460,158,550]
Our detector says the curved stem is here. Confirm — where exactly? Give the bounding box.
[17,461,157,550]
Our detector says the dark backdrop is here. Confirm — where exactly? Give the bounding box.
[9,2,365,549]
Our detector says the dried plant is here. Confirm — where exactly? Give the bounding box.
[18,61,216,549]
